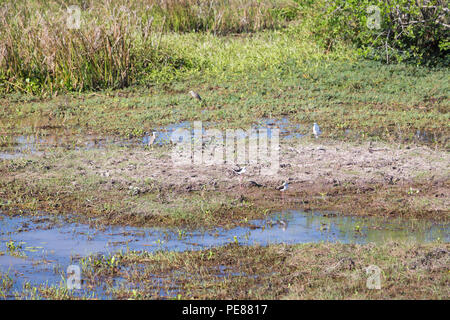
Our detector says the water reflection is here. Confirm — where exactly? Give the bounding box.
[0,210,447,298]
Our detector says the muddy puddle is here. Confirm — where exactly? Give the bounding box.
[0,210,447,298]
[0,133,133,160]
[1,118,446,160]
[0,119,306,159]
[145,118,304,144]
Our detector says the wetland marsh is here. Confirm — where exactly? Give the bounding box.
[0,0,448,300]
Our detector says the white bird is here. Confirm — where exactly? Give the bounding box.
[313,123,321,138]
[189,90,202,101]
[233,166,246,175]
[233,166,246,189]
[276,181,288,192]
[148,131,156,146]
[277,219,288,231]
[277,181,288,200]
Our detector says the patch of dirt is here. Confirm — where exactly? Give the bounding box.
[81,140,449,217]
[3,139,449,221]
[409,247,449,271]
[79,140,449,191]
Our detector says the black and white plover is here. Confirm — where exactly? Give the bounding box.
[233,166,246,175]
[233,166,246,188]
[277,181,288,200]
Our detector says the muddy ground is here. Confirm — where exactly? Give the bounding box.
[2,137,449,226]
[1,135,449,300]
[90,139,449,193]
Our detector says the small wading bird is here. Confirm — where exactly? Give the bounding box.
[277,181,288,200]
[233,166,246,175]
[267,219,288,231]
[278,219,288,231]
[189,90,202,101]
[313,122,321,139]
[148,131,156,147]
[233,166,246,188]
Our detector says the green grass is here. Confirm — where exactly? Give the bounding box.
[0,271,14,299]
[1,57,448,147]
[2,142,448,226]
[0,0,298,94]
[1,0,447,96]
[7,242,448,300]
[75,241,450,299]
[1,1,447,147]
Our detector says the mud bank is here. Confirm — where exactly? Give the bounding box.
[1,139,449,226]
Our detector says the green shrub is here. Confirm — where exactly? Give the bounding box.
[298,0,449,65]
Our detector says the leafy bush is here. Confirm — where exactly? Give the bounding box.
[298,0,449,65]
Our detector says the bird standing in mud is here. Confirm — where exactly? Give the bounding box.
[233,166,246,175]
[277,181,288,200]
[313,123,321,138]
[233,166,246,188]
[148,131,156,147]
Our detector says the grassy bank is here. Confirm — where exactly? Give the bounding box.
[0,2,448,227]
[8,241,449,299]
[1,1,447,148]
[0,0,298,94]
[1,59,448,148]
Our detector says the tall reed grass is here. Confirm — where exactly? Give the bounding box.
[0,0,297,95]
